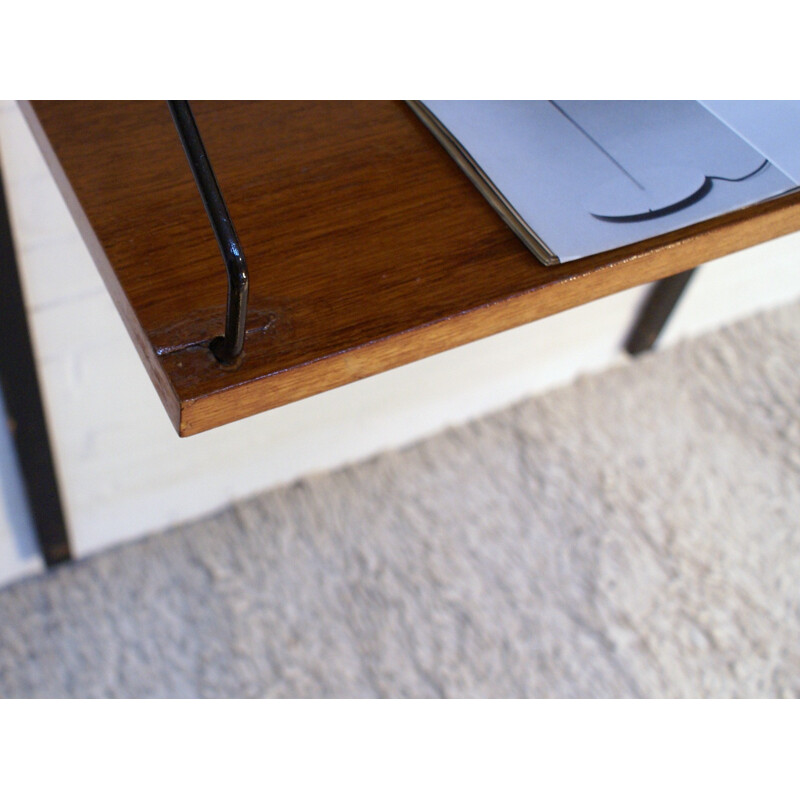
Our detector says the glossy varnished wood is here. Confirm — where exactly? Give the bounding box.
[23,101,800,435]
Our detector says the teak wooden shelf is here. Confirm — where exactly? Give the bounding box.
[22,101,800,436]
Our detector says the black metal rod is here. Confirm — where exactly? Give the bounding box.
[0,160,71,566]
[624,268,697,355]
[168,101,249,364]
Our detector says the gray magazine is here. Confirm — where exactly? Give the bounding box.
[411,100,800,265]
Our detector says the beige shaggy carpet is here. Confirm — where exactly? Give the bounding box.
[0,300,798,697]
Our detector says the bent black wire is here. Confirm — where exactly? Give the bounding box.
[168,101,249,365]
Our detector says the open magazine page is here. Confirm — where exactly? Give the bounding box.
[700,101,800,184]
[421,101,798,263]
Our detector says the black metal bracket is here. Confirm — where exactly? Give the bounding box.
[168,101,250,365]
[0,159,71,566]
[624,268,697,355]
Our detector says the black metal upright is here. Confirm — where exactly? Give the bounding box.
[624,268,697,356]
[167,101,250,366]
[0,160,71,566]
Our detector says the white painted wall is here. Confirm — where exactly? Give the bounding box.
[2,99,800,588]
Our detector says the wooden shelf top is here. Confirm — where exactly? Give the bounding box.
[23,101,800,435]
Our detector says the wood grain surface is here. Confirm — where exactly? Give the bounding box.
[22,101,800,435]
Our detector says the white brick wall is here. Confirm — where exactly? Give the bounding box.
[2,99,800,588]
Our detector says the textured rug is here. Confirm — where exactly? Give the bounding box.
[1,301,799,698]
